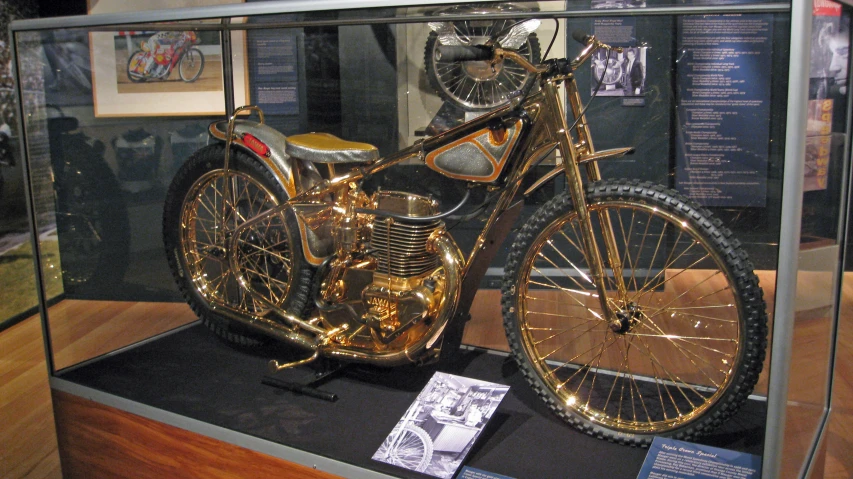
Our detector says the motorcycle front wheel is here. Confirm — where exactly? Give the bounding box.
[502,179,767,445]
[126,51,147,83]
[178,47,205,82]
[163,144,314,346]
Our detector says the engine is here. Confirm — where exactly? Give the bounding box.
[320,189,450,350]
[362,192,444,342]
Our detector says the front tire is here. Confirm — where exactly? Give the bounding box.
[502,179,767,445]
[163,144,313,347]
[126,51,147,83]
[178,47,205,82]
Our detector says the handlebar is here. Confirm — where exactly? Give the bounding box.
[571,30,594,46]
[436,45,493,62]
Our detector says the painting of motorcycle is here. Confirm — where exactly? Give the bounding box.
[88,0,247,117]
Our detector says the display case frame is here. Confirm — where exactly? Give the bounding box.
[9,0,849,477]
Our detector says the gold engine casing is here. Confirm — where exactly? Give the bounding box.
[319,190,450,353]
[361,272,442,344]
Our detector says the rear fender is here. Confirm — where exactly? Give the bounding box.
[208,119,322,199]
[209,119,330,266]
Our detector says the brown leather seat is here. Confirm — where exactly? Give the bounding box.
[285,132,379,164]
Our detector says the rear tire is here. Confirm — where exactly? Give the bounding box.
[163,144,314,347]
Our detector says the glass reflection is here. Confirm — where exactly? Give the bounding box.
[781,2,850,477]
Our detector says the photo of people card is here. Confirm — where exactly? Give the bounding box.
[372,372,509,479]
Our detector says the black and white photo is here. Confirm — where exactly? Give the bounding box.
[372,372,509,478]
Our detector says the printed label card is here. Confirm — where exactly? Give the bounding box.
[637,437,761,479]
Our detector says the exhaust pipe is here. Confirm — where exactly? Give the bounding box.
[213,306,318,351]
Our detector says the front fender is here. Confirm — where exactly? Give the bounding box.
[208,119,321,199]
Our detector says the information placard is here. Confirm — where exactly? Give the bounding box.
[675,14,773,206]
[457,466,516,479]
[248,30,300,115]
[637,437,761,479]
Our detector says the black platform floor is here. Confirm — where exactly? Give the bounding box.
[58,324,766,479]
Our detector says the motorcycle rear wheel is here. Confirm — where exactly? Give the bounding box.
[163,144,314,346]
[502,179,767,445]
[179,47,205,82]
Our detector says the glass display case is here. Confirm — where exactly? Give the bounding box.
[9,0,849,477]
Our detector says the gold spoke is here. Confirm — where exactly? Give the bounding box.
[632,236,695,299]
[642,219,668,293]
[658,310,737,324]
[546,238,594,286]
[603,336,633,415]
[633,249,710,303]
[626,333,736,342]
[527,280,599,298]
[526,311,595,321]
[540,329,617,384]
[643,270,723,318]
[635,321,736,357]
[532,317,600,346]
[638,315,724,388]
[540,320,611,362]
[531,265,596,313]
[625,210,653,294]
[631,334,702,409]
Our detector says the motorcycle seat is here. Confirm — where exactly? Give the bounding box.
[286,132,378,164]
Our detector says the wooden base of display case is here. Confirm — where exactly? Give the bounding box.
[52,390,340,479]
[48,321,768,479]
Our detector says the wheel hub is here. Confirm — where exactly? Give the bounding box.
[609,302,641,334]
[463,60,502,80]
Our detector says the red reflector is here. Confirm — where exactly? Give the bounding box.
[242,133,270,157]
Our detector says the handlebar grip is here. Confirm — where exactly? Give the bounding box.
[436,45,493,62]
[572,30,593,45]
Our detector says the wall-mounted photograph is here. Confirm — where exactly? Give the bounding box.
[88,0,248,117]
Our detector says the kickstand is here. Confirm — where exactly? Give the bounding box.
[261,357,348,402]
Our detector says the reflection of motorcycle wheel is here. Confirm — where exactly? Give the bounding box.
[377,425,433,472]
[179,47,205,82]
[502,179,767,445]
[126,51,148,83]
[53,152,131,289]
[163,144,314,347]
[425,29,540,111]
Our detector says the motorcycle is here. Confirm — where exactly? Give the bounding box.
[126,31,205,83]
[163,21,768,446]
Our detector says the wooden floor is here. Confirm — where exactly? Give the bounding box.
[1,275,852,478]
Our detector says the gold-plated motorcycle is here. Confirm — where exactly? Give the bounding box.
[163,22,767,446]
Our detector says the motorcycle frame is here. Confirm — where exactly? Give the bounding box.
[226,58,632,327]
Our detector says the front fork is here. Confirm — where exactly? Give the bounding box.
[543,81,626,322]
